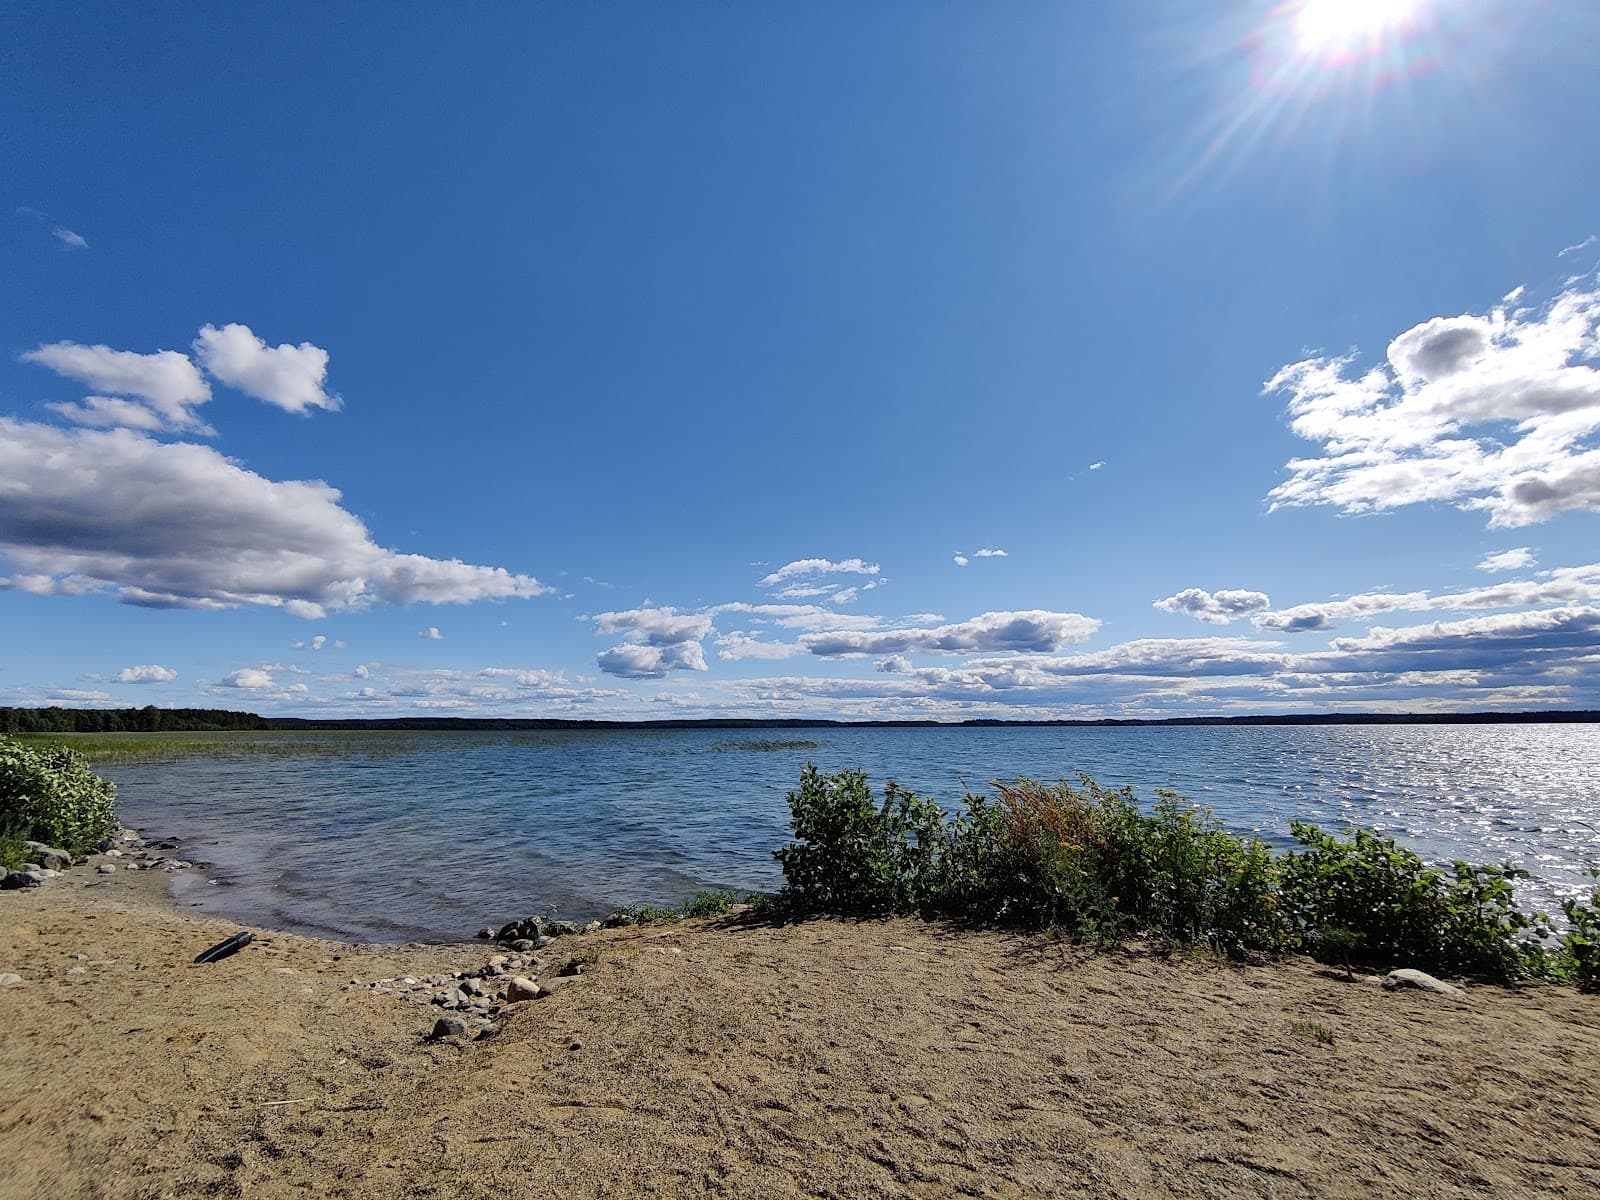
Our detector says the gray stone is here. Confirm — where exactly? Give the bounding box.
[96,864,116,874]
[459,977,485,997]
[503,976,544,1003]
[1382,968,1466,997]
[429,1016,469,1040]
[0,973,21,987]
[119,828,140,842]
[104,848,123,858]
[2,871,40,890]
[23,842,72,871]
[477,927,495,939]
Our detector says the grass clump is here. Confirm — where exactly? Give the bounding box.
[602,889,756,927]
[1288,1020,1336,1046]
[771,764,1597,984]
[0,735,118,855]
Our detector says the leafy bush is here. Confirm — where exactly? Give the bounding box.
[0,736,118,855]
[1276,823,1548,979]
[682,889,737,918]
[774,768,1283,953]
[772,764,1591,982]
[772,765,952,916]
[1556,873,1599,990]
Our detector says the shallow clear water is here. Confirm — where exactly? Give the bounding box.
[105,724,1600,943]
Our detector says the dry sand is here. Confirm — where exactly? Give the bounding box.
[2,852,1597,1199]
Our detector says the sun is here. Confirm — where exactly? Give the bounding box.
[1292,0,1423,58]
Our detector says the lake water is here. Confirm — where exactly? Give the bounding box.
[105,724,1600,943]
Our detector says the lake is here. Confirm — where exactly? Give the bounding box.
[104,723,1600,943]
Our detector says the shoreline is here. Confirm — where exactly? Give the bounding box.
[4,834,1599,1196]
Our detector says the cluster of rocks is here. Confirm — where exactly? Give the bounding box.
[347,945,590,1042]
[477,914,602,951]
[2,828,193,891]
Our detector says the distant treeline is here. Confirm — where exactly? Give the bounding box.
[0,706,271,734]
[4,706,1599,734]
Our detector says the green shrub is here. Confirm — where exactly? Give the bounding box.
[1556,873,1599,990]
[772,765,952,916]
[970,778,1283,951]
[773,768,1283,953]
[771,765,1588,981]
[0,736,118,855]
[682,889,737,918]
[1276,823,1548,978]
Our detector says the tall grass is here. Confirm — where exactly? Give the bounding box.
[772,764,1597,985]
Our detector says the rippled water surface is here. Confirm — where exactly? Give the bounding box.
[104,724,1600,943]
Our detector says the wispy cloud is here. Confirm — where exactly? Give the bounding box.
[51,226,89,250]
[759,557,880,587]
[801,610,1100,658]
[1477,547,1535,573]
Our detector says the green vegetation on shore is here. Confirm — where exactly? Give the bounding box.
[1,706,269,734]
[771,765,1600,987]
[1,737,119,858]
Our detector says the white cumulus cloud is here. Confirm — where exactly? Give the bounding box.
[0,419,551,618]
[114,664,177,683]
[596,641,708,679]
[219,668,275,689]
[419,627,443,640]
[1267,276,1600,527]
[21,340,212,431]
[192,323,340,415]
[1153,587,1272,625]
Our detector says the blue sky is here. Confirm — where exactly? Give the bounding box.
[3,1,1600,720]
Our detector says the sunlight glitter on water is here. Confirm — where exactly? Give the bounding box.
[107,723,1600,943]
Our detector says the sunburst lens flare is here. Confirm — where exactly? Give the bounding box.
[1292,0,1424,60]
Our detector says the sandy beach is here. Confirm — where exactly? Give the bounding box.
[2,847,1598,1200]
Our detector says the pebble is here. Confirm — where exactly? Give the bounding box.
[97,864,116,874]
[0,973,22,987]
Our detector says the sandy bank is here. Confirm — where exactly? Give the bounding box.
[1,850,1597,1199]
